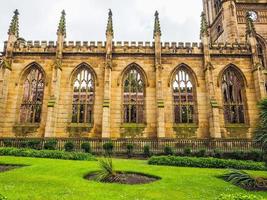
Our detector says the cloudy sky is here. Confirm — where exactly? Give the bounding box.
[0,0,203,50]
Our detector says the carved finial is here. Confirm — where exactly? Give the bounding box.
[106,9,114,38]
[8,9,19,37]
[246,12,256,37]
[200,12,209,38]
[154,11,161,38]
[57,10,66,37]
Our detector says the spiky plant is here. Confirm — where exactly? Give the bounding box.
[254,99,267,165]
[95,157,118,183]
[223,170,258,189]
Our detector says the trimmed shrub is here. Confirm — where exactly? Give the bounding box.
[19,141,28,148]
[216,193,261,200]
[213,150,263,162]
[0,147,96,161]
[81,142,91,153]
[27,140,41,150]
[103,142,114,155]
[195,149,206,157]
[126,144,134,158]
[0,194,8,200]
[164,146,173,155]
[143,145,151,157]
[64,142,75,152]
[44,140,57,150]
[183,147,191,156]
[3,140,12,147]
[148,156,266,170]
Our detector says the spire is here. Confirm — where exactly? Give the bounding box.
[106,9,114,38]
[246,12,256,37]
[57,10,66,37]
[153,11,161,38]
[200,12,209,38]
[8,9,19,37]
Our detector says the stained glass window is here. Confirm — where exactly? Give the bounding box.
[123,67,144,123]
[20,66,44,123]
[72,67,94,123]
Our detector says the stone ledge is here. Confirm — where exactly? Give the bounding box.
[67,123,93,137]
[13,123,40,137]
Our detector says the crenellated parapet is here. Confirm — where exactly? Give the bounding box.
[209,42,251,55]
[6,40,253,56]
[161,42,203,54]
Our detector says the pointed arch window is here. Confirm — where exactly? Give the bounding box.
[20,66,44,123]
[72,66,94,123]
[221,67,245,124]
[123,67,145,123]
[173,67,196,124]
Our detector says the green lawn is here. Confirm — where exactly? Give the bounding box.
[0,156,266,200]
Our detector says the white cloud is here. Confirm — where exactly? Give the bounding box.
[0,0,202,50]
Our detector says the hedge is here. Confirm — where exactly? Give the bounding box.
[0,148,96,161]
[0,194,7,200]
[148,156,266,171]
[215,194,262,200]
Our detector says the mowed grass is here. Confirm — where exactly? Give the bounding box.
[0,156,266,200]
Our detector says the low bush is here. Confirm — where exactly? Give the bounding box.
[148,156,266,170]
[214,150,263,162]
[64,142,75,152]
[0,194,7,200]
[195,149,206,157]
[216,193,261,200]
[44,140,57,150]
[0,147,96,161]
[126,144,134,158]
[143,145,151,157]
[164,146,173,155]
[183,147,191,156]
[19,141,28,148]
[81,142,91,153]
[178,149,263,162]
[103,142,114,156]
[222,170,258,189]
[3,140,12,147]
[27,140,42,150]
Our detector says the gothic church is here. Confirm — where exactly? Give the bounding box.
[0,0,267,139]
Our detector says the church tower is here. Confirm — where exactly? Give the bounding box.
[202,0,267,43]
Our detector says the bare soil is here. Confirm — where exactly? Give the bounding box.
[85,171,160,185]
[0,164,21,172]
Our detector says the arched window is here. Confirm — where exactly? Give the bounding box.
[72,66,94,123]
[123,67,145,123]
[173,67,196,123]
[20,66,44,123]
[221,67,245,124]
